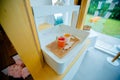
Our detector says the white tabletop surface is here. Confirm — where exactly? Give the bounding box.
[38,25,89,63]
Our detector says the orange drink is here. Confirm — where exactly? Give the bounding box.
[64,33,71,43]
[64,33,71,38]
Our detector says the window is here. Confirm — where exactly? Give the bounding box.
[85,0,120,38]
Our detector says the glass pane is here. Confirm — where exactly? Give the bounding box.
[84,0,120,39]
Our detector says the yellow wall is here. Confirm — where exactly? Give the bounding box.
[0,0,43,79]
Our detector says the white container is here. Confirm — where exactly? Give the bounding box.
[38,25,89,74]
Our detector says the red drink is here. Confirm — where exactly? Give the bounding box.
[58,37,65,48]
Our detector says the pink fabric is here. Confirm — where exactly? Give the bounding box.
[8,64,22,78]
[7,55,30,78]
[15,59,24,67]
[22,67,30,79]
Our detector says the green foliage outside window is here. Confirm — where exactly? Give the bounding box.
[88,0,120,20]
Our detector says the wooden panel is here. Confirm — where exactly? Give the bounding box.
[25,0,44,67]
[74,0,78,5]
[0,25,16,66]
[0,0,43,80]
[76,0,90,29]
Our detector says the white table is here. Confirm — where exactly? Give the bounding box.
[38,25,89,75]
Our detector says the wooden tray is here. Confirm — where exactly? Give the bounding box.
[46,36,80,58]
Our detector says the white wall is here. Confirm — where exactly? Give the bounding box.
[30,0,52,6]
[30,0,54,28]
[30,0,79,28]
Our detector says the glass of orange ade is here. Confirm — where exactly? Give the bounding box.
[64,33,71,44]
